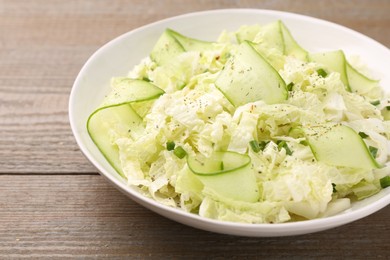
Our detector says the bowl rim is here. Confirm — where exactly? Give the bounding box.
[69,8,390,236]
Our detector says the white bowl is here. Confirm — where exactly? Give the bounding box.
[69,9,390,237]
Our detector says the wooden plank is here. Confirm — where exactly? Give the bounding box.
[0,0,389,258]
[0,0,389,174]
[1,0,388,46]
[0,174,389,258]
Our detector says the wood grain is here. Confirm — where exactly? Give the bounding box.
[0,0,389,174]
[1,175,389,258]
[0,0,389,258]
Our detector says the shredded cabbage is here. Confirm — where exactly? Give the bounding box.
[98,23,390,224]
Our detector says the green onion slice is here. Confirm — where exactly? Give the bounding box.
[173,146,187,159]
[287,82,294,91]
[277,140,293,155]
[370,100,380,106]
[369,146,378,158]
[249,140,261,153]
[332,183,337,193]
[380,176,390,188]
[316,68,328,77]
[166,141,175,151]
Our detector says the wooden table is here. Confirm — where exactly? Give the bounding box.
[1,0,389,258]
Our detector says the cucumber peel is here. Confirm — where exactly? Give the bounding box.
[150,30,185,66]
[247,21,285,70]
[304,124,381,169]
[279,21,308,61]
[187,151,260,202]
[215,41,287,107]
[150,28,215,66]
[87,79,164,177]
[236,21,308,62]
[167,28,215,52]
[346,61,380,97]
[308,50,383,97]
[309,50,351,91]
[236,24,262,43]
[87,104,142,177]
[103,78,165,106]
[254,21,285,54]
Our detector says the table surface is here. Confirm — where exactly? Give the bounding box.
[1,0,390,258]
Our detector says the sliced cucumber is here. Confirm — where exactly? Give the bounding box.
[187,151,259,202]
[255,21,285,54]
[150,29,185,66]
[250,21,285,70]
[87,104,143,177]
[236,24,262,43]
[309,50,382,96]
[215,41,287,107]
[87,80,164,177]
[236,21,308,62]
[308,50,351,91]
[279,21,308,61]
[150,29,216,66]
[304,124,380,169]
[103,78,165,106]
[167,28,214,52]
[346,62,380,97]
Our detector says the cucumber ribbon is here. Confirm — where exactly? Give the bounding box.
[87,78,164,177]
[187,151,260,202]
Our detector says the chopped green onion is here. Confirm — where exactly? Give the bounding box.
[285,146,293,156]
[332,183,337,193]
[249,140,269,152]
[317,68,328,77]
[249,140,261,153]
[370,100,380,106]
[369,146,378,158]
[277,140,293,155]
[380,176,390,188]
[358,132,369,139]
[386,106,390,111]
[299,140,309,146]
[166,141,175,151]
[258,141,269,151]
[220,161,224,171]
[173,146,187,159]
[142,77,151,82]
[287,82,294,91]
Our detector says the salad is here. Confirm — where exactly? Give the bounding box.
[87,21,390,223]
